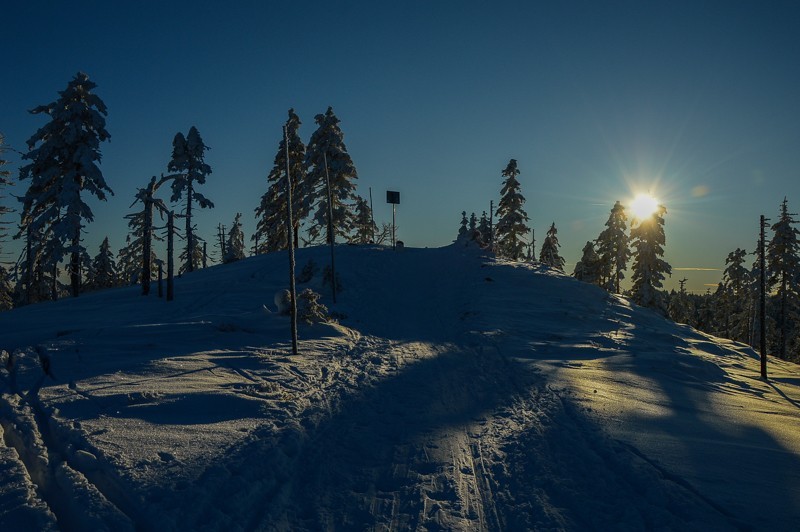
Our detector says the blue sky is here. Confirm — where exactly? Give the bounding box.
[1,1,799,293]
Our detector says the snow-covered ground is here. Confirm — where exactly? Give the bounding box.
[1,244,798,531]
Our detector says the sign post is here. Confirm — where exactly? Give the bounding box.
[387,191,400,250]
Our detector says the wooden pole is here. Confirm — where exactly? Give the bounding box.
[142,178,155,296]
[324,151,337,303]
[26,226,33,305]
[167,211,175,302]
[284,125,299,356]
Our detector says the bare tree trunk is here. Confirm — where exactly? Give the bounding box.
[70,236,81,297]
[186,185,194,273]
[168,211,175,301]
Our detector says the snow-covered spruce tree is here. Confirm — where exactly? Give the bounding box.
[494,159,530,260]
[456,211,469,242]
[539,222,565,270]
[596,200,630,293]
[573,241,601,285]
[179,233,205,274]
[0,265,12,311]
[17,72,113,297]
[253,109,306,253]
[478,211,491,244]
[766,197,800,361]
[118,195,162,286]
[224,213,246,263]
[86,237,119,291]
[166,126,213,273]
[629,205,671,311]
[353,196,377,244]
[116,234,138,285]
[0,133,12,247]
[131,176,169,294]
[668,279,693,325]
[304,107,358,244]
[16,226,64,304]
[0,134,13,309]
[718,248,754,344]
[469,212,477,234]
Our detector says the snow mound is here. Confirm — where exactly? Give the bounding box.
[1,244,799,530]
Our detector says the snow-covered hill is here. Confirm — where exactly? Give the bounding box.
[1,244,799,531]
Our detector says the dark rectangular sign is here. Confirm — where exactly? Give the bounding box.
[386,191,400,204]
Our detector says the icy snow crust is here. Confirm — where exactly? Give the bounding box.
[1,244,799,531]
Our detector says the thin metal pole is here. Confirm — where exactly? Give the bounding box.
[392,203,396,250]
[759,215,768,380]
[284,125,299,356]
[323,152,337,303]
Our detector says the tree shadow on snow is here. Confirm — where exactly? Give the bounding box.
[167,344,539,531]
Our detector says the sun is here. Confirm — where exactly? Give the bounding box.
[629,193,660,219]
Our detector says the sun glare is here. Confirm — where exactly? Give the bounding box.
[629,193,660,219]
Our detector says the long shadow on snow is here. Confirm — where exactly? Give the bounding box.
[174,344,538,531]
[465,260,800,529]
[601,332,800,529]
[510,299,800,529]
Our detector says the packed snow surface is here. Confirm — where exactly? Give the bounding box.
[1,244,799,531]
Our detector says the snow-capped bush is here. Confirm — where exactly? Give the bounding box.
[274,289,291,315]
[297,288,329,324]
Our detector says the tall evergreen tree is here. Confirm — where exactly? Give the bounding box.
[86,236,119,290]
[539,222,565,270]
[224,213,246,263]
[668,279,693,325]
[253,109,306,253]
[495,159,530,260]
[353,196,377,244]
[304,107,358,243]
[131,176,169,294]
[0,133,12,248]
[17,72,113,297]
[596,201,630,293]
[469,212,477,234]
[477,211,491,244]
[167,126,213,273]
[573,241,601,284]
[0,134,13,309]
[766,197,800,360]
[15,226,62,304]
[0,265,12,311]
[720,248,754,343]
[118,196,162,286]
[630,205,671,311]
[457,211,469,241]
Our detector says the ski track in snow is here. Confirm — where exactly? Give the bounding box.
[1,244,799,530]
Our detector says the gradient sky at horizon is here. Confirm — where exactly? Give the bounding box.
[2,1,799,293]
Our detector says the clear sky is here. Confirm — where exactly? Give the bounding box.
[1,0,799,293]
